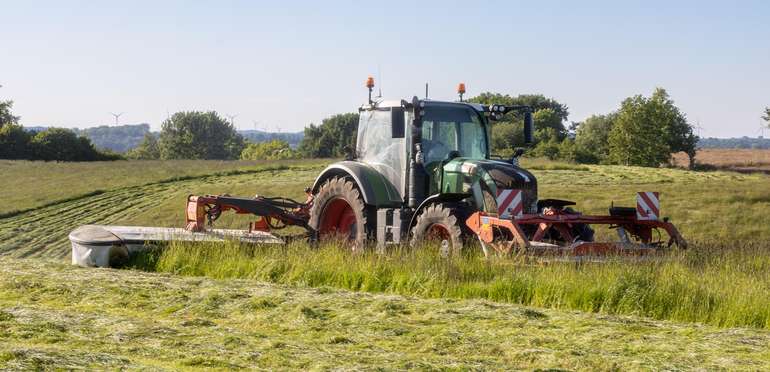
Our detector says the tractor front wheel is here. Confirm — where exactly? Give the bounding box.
[410,204,464,257]
[309,177,370,251]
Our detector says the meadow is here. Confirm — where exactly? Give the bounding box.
[3,258,768,370]
[1,156,769,369]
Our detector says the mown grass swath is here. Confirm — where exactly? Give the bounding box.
[132,240,770,330]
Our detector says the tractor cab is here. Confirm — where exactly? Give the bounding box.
[354,87,538,215]
[355,99,492,198]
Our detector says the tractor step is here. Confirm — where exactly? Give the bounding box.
[70,225,283,268]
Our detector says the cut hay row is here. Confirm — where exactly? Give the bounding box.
[1,258,768,370]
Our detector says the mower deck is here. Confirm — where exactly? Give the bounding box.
[70,225,283,268]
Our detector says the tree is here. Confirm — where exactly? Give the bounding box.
[298,113,359,158]
[469,93,569,155]
[607,95,671,167]
[0,100,30,159]
[533,109,566,141]
[158,111,245,160]
[574,114,616,163]
[0,100,19,128]
[470,93,569,122]
[126,133,161,160]
[0,123,32,159]
[649,88,698,168]
[490,122,523,158]
[240,139,297,160]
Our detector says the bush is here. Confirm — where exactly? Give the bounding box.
[240,140,297,160]
[29,128,120,161]
[0,100,119,161]
[126,133,161,160]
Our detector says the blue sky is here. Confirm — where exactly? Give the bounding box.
[1,0,768,137]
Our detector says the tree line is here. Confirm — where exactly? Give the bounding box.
[128,111,358,161]
[471,88,699,168]
[0,101,120,161]
[3,93,766,167]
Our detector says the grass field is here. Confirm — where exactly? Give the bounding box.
[1,158,769,369]
[1,158,767,260]
[135,239,770,329]
[0,159,328,216]
[1,258,769,370]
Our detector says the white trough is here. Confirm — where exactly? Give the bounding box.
[69,225,283,268]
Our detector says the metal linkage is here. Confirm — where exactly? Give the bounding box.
[466,211,687,257]
[185,190,313,234]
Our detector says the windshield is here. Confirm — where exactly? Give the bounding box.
[421,104,488,165]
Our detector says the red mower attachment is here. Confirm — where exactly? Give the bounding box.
[465,191,687,258]
[185,191,314,234]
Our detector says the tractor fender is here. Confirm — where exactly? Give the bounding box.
[311,161,402,207]
[407,193,472,233]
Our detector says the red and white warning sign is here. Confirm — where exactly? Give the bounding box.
[497,189,523,219]
[636,191,660,220]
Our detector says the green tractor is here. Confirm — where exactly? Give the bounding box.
[308,79,550,253]
[309,78,686,257]
[69,78,686,268]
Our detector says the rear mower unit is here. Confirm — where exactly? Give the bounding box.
[70,78,687,267]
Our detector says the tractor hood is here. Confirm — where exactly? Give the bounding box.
[441,158,538,214]
[473,159,536,190]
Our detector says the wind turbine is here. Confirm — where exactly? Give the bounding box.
[110,112,124,126]
[694,118,704,137]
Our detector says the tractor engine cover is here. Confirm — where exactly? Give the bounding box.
[442,159,538,215]
[476,160,538,214]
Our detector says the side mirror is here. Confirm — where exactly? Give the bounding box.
[523,111,534,145]
[391,107,405,138]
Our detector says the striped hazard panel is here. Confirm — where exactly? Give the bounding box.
[496,189,523,219]
[636,192,660,220]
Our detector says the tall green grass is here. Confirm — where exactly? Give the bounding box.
[132,240,770,329]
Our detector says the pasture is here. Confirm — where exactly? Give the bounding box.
[1,157,769,369]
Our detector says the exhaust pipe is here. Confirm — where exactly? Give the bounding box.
[524,111,534,145]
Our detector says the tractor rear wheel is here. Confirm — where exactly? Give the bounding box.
[309,176,370,251]
[410,204,463,257]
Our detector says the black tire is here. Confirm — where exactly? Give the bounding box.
[410,203,464,256]
[309,176,370,251]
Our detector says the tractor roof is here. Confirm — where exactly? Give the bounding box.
[364,99,485,112]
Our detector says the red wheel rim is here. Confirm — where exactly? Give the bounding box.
[319,198,357,238]
[426,223,450,241]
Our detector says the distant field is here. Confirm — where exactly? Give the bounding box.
[673,148,770,173]
[0,159,328,216]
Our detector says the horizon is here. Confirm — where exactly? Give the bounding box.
[21,122,770,140]
[2,0,769,137]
